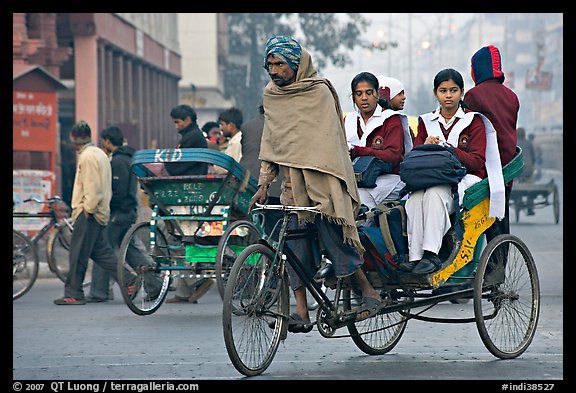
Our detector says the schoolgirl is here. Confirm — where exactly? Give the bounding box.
[400,68,505,274]
[344,71,413,209]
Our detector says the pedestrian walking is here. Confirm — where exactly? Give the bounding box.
[54,121,136,305]
[87,126,162,302]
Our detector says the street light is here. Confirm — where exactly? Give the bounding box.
[371,40,398,50]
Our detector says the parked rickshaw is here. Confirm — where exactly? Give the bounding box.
[116,148,264,315]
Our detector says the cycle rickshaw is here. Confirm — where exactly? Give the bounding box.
[116,148,266,315]
[222,147,541,376]
[510,178,560,224]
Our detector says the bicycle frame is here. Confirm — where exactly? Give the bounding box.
[253,204,350,326]
[254,204,482,326]
[13,210,62,246]
[13,197,74,283]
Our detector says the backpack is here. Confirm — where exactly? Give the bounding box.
[399,143,467,239]
[352,156,394,188]
[358,201,408,277]
[400,144,466,192]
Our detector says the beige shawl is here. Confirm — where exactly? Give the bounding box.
[260,48,363,253]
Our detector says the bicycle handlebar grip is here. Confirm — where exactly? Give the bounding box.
[22,196,62,204]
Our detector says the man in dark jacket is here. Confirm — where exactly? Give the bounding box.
[87,126,161,302]
[164,105,209,176]
[163,105,213,303]
[465,45,520,241]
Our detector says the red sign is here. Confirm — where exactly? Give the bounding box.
[13,90,58,151]
[525,70,553,90]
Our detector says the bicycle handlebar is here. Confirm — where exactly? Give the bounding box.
[23,196,63,204]
[253,203,321,214]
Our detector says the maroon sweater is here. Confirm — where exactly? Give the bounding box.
[415,114,487,179]
[350,114,406,174]
[464,79,519,168]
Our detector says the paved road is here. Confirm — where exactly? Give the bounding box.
[13,171,563,384]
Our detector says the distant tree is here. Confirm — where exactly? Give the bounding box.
[223,13,372,119]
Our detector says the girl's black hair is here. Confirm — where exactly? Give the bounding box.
[350,71,391,109]
[433,68,471,110]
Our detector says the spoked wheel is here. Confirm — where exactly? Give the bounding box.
[46,222,93,287]
[473,234,540,359]
[216,220,262,300]
[13,229,39,300]
[222,243,289,377]
[118,221,171,315]
[344,288,409,355]
[552,184,560,224]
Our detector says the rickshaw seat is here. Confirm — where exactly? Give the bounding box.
[460,146,524,215]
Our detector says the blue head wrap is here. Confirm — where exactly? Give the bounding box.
[263,35,302,71]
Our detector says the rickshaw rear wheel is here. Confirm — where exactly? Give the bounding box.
[345,288,409,355]
[473,234,540,359]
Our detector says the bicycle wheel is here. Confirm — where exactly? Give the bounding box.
[117,221,171,315]
[222,243,289,377]
[344,288,408,355]
[13,229,39,300]
[47,222,93,287]
[46,222,72,282]
[473,234,540,359]
[215,220,262,300]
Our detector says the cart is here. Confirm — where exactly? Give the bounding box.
[510,178,560,224]
[116,148,263,315]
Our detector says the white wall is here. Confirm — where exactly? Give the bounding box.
[178,13,218,88]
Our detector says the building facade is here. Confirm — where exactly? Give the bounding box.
[13,12,182,203]
[177,13,235,128]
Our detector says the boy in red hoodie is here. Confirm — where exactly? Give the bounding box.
[465,45,520,241]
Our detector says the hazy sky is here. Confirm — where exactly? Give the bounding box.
[321,13,476,113]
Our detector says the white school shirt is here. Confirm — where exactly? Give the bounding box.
[213,131,243,175]
[345,105,412,206]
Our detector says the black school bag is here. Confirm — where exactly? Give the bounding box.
[352,156,394,188]
[399,143,467,238]
[400,144,466,192]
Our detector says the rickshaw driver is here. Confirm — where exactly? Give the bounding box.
[249,35,383,332]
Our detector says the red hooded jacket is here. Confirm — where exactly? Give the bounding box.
[465,45,520,172]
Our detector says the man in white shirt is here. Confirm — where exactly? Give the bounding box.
[213,107,243,174]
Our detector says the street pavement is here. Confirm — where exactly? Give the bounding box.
[13,170,564,384]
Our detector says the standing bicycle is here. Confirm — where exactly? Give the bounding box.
[13,196,75,299]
